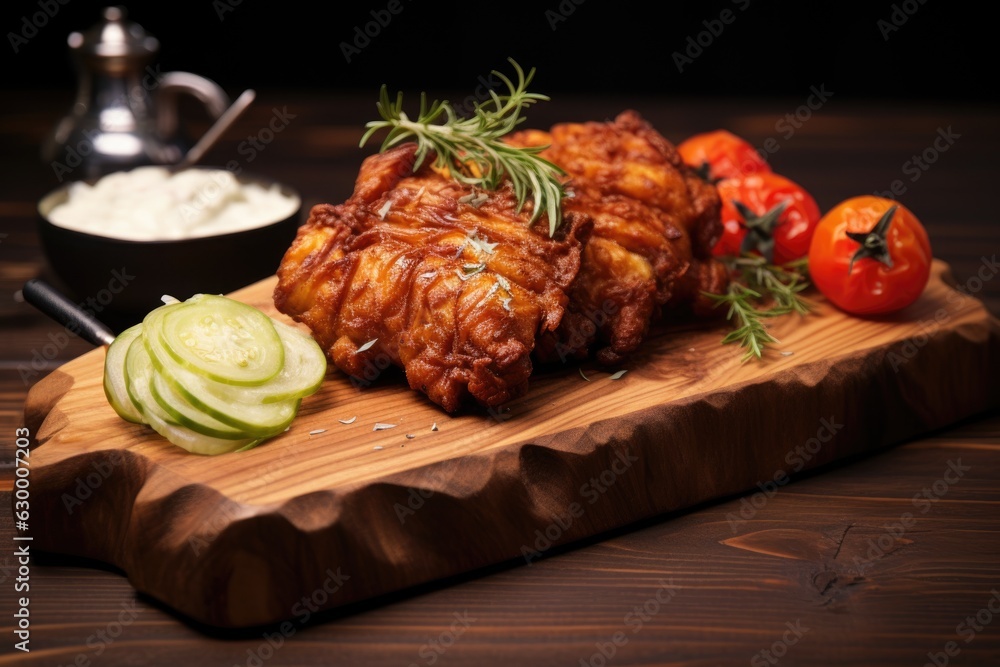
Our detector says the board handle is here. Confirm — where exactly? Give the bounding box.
[21,278,116,346]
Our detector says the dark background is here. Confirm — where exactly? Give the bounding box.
[2,0,992,103]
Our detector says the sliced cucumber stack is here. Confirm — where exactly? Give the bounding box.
[104,323,144,424]
[103,293,327,455]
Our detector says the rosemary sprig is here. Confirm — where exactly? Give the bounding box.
[359,59,567,236]
[705,283,779,363]
[704,253,812,362]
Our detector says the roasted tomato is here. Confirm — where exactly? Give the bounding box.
[713,172,822,266]
[808,196,932,315]
[677,129,771,182]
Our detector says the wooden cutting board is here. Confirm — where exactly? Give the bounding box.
[23,260,1000,628]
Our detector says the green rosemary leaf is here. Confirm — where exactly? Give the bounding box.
[360,59,567,236]
[707,253,813,361]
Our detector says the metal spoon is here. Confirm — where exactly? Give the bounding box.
[171,88,256,171]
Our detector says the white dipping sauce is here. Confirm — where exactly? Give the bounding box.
[46,166,300,241]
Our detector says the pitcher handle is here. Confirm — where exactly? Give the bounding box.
[155,71,230,144]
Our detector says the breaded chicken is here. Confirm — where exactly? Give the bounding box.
[508,110,728,366]
[274,144,591,412]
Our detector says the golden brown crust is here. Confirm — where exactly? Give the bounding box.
[275,111,728,411]
[274,144,592,412]
[508,110,728,366]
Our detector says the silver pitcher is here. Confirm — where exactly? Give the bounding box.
[41,6,230,183]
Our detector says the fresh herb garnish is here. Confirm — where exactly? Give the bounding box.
[704,254,812,362]
[359,59,567,236]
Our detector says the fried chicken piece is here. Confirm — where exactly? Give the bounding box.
[508,110,727,366]
[273,144,591,413]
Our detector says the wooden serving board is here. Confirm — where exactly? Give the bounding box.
[24,260,1000,628]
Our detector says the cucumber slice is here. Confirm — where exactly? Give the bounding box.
[140,302,300,435]
[149,318,325,405]
[124,338,259,455]
[254,319,327,403]
[141,300,185,373]
[144,408,261,456]
[158,294,283,386]
[105,293,319,455]
[149,371,249,440]
[154,359,301,435]
[151,358,300,437]
[103,323,145,424]
[124,333,178,427]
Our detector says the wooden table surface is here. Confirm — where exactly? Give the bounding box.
[2,89,999,666]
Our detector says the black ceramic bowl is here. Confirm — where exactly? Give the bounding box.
[37,168,302,329]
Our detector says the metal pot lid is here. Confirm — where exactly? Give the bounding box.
[67,6,159,60]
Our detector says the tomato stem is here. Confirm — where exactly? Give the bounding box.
[734,199,789,264]
[845,204,897,274]
[693,160,723,184]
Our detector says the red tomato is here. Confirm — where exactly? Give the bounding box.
[808,196,932,315]
[714,172,822,266]
[677,129,771,182]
